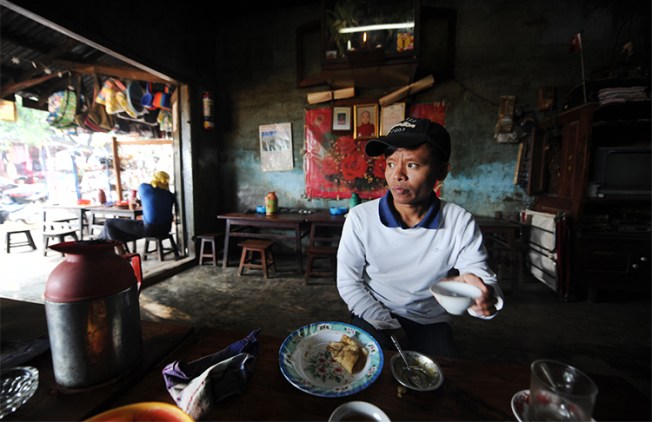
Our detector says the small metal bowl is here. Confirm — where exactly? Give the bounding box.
[390,351,444,391]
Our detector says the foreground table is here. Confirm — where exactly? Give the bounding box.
[0,298,194,421]
[106,326,651,421]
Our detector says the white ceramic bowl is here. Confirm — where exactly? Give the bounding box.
[328,401,390,422]
[430,281,482,315]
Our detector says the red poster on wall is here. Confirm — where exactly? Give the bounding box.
[304,107,387,200]
[409,101,446,125]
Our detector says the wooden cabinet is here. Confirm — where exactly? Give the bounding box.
[578,232,650,301]
[528,100,651,300]
[317,1,456,89]
[529,104,594,220]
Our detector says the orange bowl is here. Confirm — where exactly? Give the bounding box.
[85,402,194,422]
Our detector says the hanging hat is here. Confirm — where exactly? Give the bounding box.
[141,82,155,110]
[96,78,126,115]
[125,81,146,117]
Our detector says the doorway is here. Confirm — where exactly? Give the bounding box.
[0,4,191,283]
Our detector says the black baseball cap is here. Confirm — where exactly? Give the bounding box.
[365,117,451,162]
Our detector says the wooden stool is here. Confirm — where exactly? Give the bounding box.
[143,233,180,261]
[303,220,341,285]
[5,229,37,253]
[237,239,276,279]
[304,245,338,284]
[197,232,223,266]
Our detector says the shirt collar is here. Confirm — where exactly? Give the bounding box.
[379,191,441,229]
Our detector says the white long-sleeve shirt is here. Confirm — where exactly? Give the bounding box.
[337,195,503,330]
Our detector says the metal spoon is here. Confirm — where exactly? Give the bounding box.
[390,335,430,389]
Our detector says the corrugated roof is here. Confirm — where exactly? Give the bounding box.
[0,5,163,109]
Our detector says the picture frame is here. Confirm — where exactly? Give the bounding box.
[332,106,352,131]
[353,104,378,139]
[380,102,406,135]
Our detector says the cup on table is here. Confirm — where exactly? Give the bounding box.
[526,359,598,421]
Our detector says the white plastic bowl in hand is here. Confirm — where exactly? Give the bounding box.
[430,281,482,315]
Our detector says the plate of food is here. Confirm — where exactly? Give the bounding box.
[279,322,383,397]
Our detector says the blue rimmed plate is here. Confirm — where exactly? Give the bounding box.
[279,321,383,398]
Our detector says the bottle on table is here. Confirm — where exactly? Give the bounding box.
[265,192,278,215]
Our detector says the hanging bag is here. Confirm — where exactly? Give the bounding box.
[84,76,115,132]
[74,75,91,128]
[47,77,78,129]
[153,85,172,111]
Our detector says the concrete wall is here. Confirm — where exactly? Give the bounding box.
[8,0,650,228]
[213,0,650,217]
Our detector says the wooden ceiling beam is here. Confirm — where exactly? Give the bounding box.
[0,73,59,98]
[52,59,170,84]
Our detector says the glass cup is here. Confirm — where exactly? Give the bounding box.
[526,359,598,421]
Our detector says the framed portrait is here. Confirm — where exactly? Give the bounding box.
[380,102,406,135]
[353,104,378,139]
[332,106,352,131]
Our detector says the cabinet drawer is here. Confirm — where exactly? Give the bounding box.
[580,238,650,276]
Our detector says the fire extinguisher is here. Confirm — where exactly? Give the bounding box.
[202,91,214,130]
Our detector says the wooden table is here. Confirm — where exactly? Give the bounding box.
[217,211,347,273]
[0,298,194,421]
[42,205,143,241]
[105,326,651,421]
[218,212,310,272]
[304,210,346,227]
[86,205,143,220]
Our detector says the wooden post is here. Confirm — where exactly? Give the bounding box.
[111,136,123,201]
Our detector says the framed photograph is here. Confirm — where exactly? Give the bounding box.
[332,106,352,131]
[380,102,406,135]
[353,104,378,139]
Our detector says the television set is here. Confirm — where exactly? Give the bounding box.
[587,146,652,198]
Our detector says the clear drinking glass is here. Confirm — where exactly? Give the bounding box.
[526,359,598,421]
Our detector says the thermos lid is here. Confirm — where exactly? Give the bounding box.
[45,240,138,302]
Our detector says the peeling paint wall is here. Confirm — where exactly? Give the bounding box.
[213,0,650,218]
